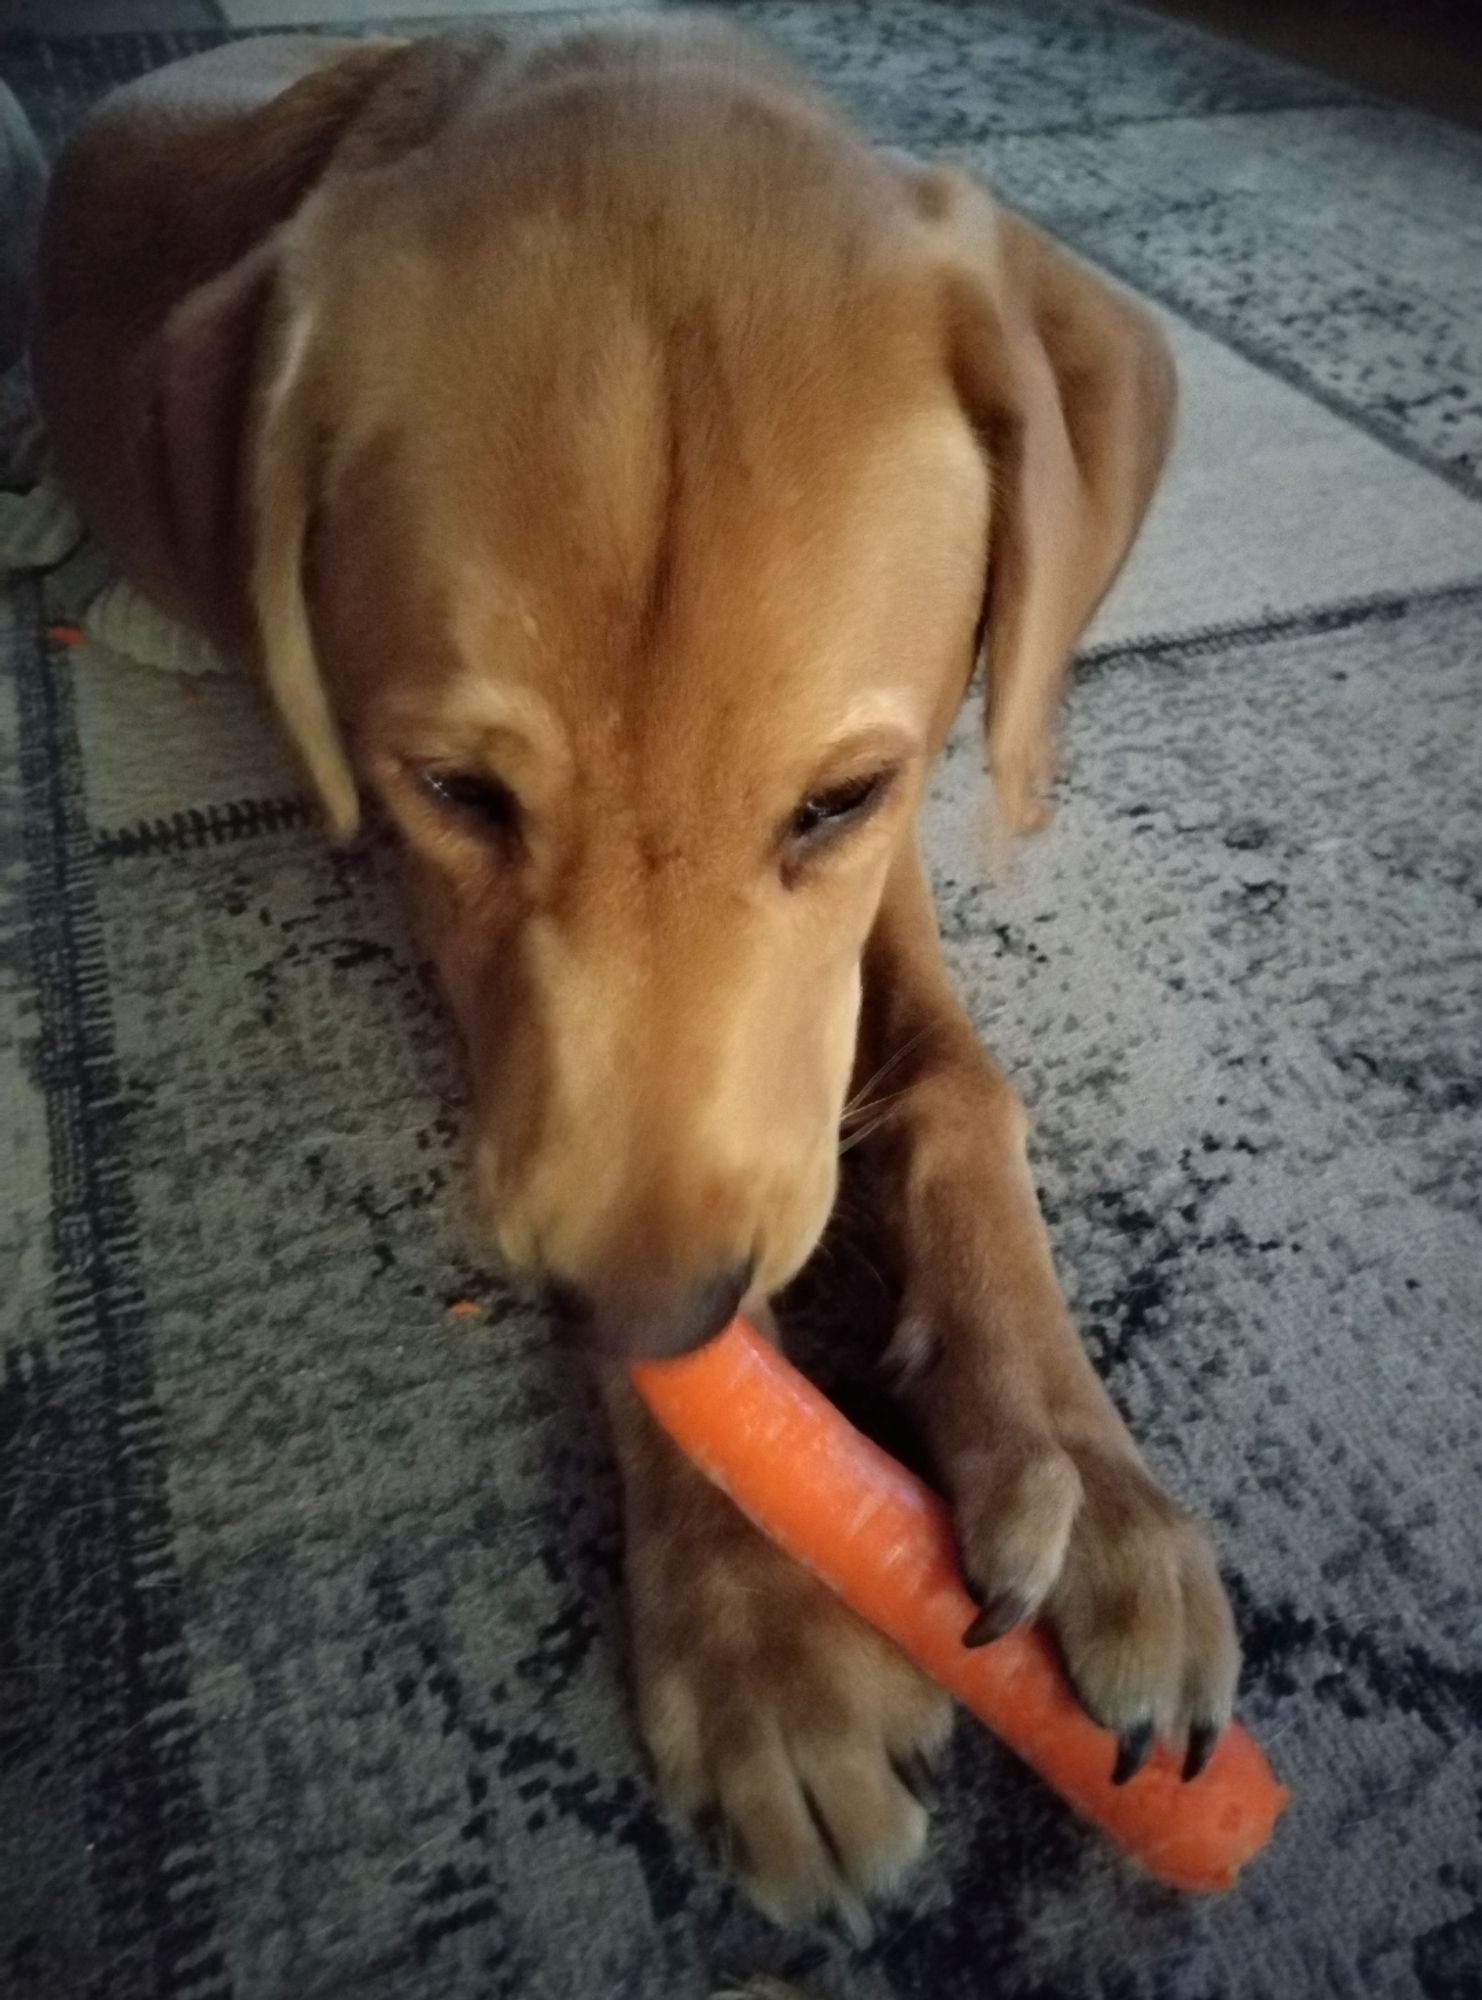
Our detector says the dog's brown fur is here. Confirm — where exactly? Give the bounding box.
[33,17,1238,1925]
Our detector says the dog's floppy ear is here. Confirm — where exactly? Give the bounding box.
[246,278,362,842]
[144,253,357,838]
[923,171,1174,832]
[134,42,423,840]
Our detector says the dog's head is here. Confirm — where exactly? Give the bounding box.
[168,31,1173,1355]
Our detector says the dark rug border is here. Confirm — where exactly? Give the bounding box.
[14,578,231,2000]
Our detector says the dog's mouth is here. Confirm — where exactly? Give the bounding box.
[544,1260,755,1362]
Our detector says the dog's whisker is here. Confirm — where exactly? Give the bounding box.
[839,1082,915,1132]
[839,1026,940,1123]
[838,1104,906,1156]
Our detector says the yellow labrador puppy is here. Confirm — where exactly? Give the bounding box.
[33,15,1238,1927]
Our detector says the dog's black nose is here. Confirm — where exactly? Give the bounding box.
[547,1262,751,1360]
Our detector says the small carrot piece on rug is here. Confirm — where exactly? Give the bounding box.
[632,1319,1288,1894]
[446,1299,482,1319]
[47,622,85,647]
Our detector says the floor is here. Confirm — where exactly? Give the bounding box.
[1144,0,1482,132]
[3,0,1480,132]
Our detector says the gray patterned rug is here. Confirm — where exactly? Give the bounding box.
[3,5,1481,1997]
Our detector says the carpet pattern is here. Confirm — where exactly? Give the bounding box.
[3,5,1481,1998]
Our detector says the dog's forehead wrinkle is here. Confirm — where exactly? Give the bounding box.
[418,672,568,781]
[359,221,946,543]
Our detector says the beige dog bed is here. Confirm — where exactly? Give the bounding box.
[0,376,224,678]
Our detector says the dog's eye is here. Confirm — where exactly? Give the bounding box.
[787,770,892,848]
[420,768,523,841]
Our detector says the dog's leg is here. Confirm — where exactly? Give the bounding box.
[600,1316,951,1931]
[858,839,1239,1780]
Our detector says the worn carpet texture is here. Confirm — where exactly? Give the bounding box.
[3,4,1481,1996]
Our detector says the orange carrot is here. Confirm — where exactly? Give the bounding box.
[47,622,85,647]
[632,1319,1288,1893]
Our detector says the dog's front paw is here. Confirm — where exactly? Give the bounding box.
[631,1519,952,1933]
[950,1428,1240,1782]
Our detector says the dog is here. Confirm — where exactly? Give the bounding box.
[32,15,1239,1928]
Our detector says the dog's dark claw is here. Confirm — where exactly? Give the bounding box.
[824,1898,875,1950]
[892,1749,941,1809]
[1183,1721,1220,1783]
[1112,1721,1154,1787]
[961,1594,1027,1648]
[692,1804,740,1873]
